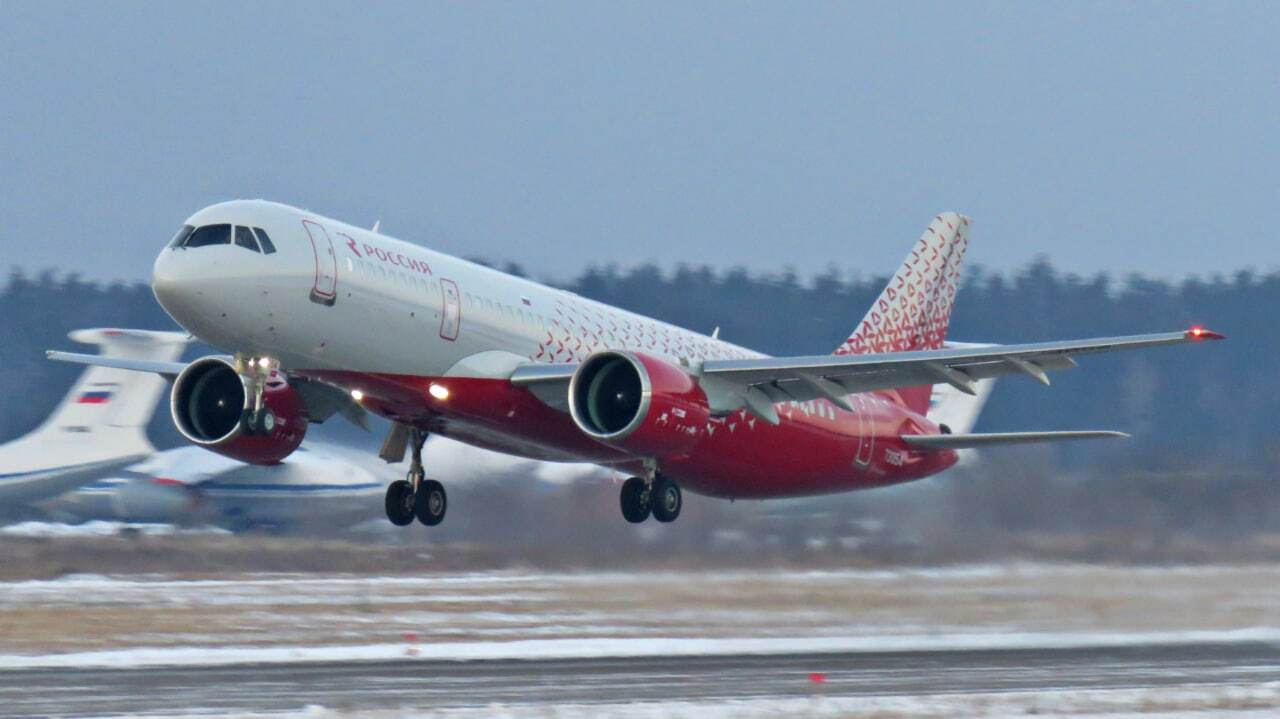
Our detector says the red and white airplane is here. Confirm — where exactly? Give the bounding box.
[50,202,1222,527]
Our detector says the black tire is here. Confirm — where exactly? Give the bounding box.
[651,476,682,523]
[384,480,414,526]
[619,476,651,523]
[415,479,447,526]
[240,408,276,436]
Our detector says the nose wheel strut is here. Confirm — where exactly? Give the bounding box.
[384,428,447,527]
[235,354,277,436]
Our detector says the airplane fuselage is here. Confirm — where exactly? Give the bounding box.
[55,445,385,530]
[152,201,955,499]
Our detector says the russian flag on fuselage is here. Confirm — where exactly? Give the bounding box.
[77,390,113,404]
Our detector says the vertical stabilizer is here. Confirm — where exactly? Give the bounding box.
[0,329,190,509]
[835,213,970,414]
[26,329,190,441]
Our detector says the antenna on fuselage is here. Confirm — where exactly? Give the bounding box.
[711,326,720,339]
[371,220,381,233]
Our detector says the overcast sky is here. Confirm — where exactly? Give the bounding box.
[1,2,1276,283]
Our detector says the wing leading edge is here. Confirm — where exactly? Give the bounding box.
[694,327,1224,423]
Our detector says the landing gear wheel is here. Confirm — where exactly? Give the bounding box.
[240,408,276,436]
[620,476,651,523]
[384,479,414,526]
[414,479,447,526]
[651,476,682,523]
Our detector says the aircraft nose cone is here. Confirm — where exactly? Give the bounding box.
[151,249,183,307]
[152,249,212,330]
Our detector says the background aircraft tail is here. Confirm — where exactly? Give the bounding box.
[834,212,970,415]
[23,329,190,443]
[0,329,190,508]
[927,376,996,436]
[926,367,996,468]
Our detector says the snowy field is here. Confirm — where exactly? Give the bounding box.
[1,564,1277,716]
[2,564,1279,655]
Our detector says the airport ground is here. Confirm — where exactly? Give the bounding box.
[0,533,1277,717]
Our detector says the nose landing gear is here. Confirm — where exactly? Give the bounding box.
[235,354,277,436]
[619,473,681,524]
[383,427,448,527]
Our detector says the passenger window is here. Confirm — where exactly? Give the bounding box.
[234,226,261,252]
[253,228,277,254]
[184,224,231,248]
[169,225,194,248]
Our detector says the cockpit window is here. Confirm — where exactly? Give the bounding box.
[253,227,277,254]
[234,226,261,252]
[183,224,231,248]
[169,225,195,248]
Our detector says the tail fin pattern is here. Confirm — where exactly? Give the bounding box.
[835,212,969,356]
[835,213,970,416]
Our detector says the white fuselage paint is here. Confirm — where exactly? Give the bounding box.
[154,201,762,385]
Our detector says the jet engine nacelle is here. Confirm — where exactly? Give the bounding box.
[170,357,307,465]
[569,351,710,457]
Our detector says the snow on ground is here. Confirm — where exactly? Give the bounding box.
[70,683,1280,718]
[3,564,1279,657]
[0,520,229,538]
[2,629,1280,670]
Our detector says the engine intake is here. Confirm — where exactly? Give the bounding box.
[170,357,307,465]
[569,351,710,457]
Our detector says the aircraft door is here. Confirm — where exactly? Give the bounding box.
[302,220,338,306]
[854,395,875,466]
[439,279,460,341]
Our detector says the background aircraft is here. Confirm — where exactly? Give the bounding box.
[1,328,388,531]
[0,328,187,513]
[50,444,386,532]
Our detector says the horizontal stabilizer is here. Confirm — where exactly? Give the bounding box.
[902,430,1129,450]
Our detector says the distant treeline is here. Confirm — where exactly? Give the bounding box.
[2,261,1276,467]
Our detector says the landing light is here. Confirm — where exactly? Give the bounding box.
[429,384,450,400]
[351,389,365,402]
[257,357,272,368]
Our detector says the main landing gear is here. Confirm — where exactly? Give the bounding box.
[619,474,682,524]
[384,428,447,527]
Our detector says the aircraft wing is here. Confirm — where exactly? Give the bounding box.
[510,327,1223,423]
[693,328,1223,423]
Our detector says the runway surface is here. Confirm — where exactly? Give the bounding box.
[2,641,1277,717]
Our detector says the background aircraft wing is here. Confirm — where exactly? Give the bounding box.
[45,351,189,378]
[695,328,1223,423]
[46,348,369,430]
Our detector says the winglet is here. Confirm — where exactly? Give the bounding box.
[1185,326,1226,341]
